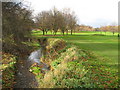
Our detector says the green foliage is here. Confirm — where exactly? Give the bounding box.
[51,59,61,69]
[29,66,41,75]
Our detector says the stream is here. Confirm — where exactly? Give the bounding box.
[14,48,48,88]
[28,49,42,64]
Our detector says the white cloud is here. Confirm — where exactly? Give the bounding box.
[24,0,119,27]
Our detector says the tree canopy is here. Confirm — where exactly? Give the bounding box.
[35,8,77,35]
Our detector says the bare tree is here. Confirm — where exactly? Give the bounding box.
[64,11,77,35]
[110,23,118,35]
[35,7,77,35]
[61,8,77,35]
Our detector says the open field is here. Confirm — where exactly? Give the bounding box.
[32,30,118,63]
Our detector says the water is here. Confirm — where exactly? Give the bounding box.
[28,48,49,71]
[14,49,44,88]
[28,49,42,64]
[14,59,38,88]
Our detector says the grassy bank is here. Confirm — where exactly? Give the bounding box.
[30,38,118,88]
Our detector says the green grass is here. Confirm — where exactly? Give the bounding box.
[31,30,118,88]
[63,35,118,63]
[32,30,118,36]
[32,30,118,64]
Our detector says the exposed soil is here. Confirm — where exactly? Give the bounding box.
[14,57,38,88]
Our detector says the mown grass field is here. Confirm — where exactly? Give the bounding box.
[31,30,118,88]
[32,30,118,63]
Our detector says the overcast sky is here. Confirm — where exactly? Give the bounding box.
[24,0,119,28]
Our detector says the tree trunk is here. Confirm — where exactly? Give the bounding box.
[55,32,57,35]
[43,29,45,35]
[66,30,68,35]
[113,32,114,36]
[71,30,72,35]
[46,31,48,34]
[63,31,64,36]
[51,30,52,34]
[74,29,75,34]
[54,31,56,35]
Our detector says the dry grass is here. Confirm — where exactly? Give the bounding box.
[34,38,88,88]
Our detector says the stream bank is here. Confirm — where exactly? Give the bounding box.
[14,57,38,88]
[13,38,48,88]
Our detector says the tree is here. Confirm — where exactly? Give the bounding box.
[99,24,118,36]
[2,2,34,55]
[35,10,55,35]
[64,11,77,35]
[110,23,118,35]
[99,26,108,35]
[35,8,77,35]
